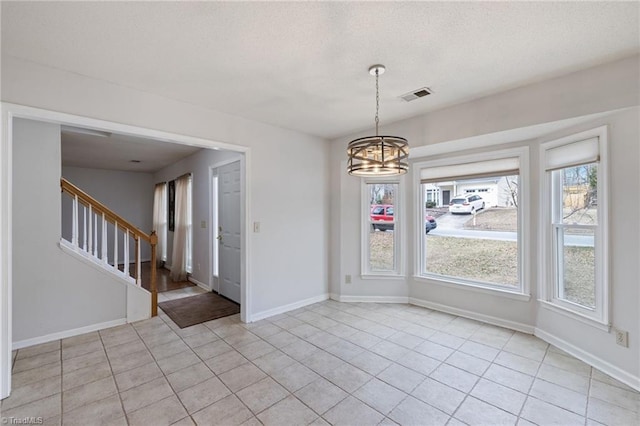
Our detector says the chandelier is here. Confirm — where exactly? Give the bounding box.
[347,65,409,176]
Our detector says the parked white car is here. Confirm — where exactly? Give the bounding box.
[449,194,485,214]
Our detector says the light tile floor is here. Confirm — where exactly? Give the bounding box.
[157,286,209,303]
[3,297,639,425]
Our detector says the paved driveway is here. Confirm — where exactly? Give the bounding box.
[435,211,475,230]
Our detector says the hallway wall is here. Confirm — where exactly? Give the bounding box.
[12,118,127,343]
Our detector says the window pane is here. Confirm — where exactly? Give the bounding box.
[561,163,598,225]
[422,175,519,287]
[558,227,596,308]
[370,230,395,271]
[369,183,396,272]
[425,235,518,286]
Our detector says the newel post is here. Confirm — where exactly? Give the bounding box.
[150,231,158,317]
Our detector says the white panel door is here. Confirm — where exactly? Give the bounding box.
[218,161,241,304]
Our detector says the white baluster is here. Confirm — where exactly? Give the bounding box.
[72,194,79,248]
[83,205,87,251]
[136,240,141,285]
[101,213,108,264]
[94,213,98,257]
[88,205,93,256]
[114,221,118,271]
[124,229,130,277]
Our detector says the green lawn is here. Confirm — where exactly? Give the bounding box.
[369,232,595,307]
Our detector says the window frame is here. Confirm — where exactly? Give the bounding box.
[361,177,405,278]
[539,126,610,329]
[413,146,530,298]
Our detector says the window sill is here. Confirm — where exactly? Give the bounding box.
[538,300,610,332]
[413,275,531,302]
[361,274,406,281]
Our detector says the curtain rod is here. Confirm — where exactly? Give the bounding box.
[176,172,192,180]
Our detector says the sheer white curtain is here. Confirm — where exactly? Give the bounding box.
[170,174,192,282]
[152,183,167,267]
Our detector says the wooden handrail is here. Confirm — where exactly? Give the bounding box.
[61,177,158,317]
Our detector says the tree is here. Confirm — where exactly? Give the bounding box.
[369,184,395,205]
[562,164,597,223]
[588,165,597,190]
[504,176,518,208]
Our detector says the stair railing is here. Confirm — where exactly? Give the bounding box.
[60,178,158,316]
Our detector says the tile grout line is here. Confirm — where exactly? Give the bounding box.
[98,328,131,426]
[356,305,465,422]
[207,312,357,422]
[413,315,594,421]
[315,304,537,423]
[284,302,635,423]
[206,317,309,421]
[584,364,594,425]
[515,340,551,424]
[134,314,198,424]
[6,300,636,425]
[304,304,495,422]
[284,306,464,423]
[339,307,500,421]
[156,308,264,423]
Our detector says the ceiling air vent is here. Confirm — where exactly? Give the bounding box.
[400,87,432,102]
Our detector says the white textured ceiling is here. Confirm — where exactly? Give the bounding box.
[61,131,201,173]
[3,2,639,139]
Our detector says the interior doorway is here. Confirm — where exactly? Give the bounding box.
[1,104,251,399]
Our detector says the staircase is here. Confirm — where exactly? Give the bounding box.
[60,178,159,317]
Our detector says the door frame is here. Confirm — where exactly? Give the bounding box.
[209,158,243,295]
[0,102,253,399]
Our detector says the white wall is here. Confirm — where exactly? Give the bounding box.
[153,148,241,287]
[12,118,127,343]
[330,55,640,387]
[2,55,330,319]
[61,166,155,263]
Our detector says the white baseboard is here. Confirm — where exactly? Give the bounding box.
[250,293,329,322]
[409,297,535,334]
[188,277,210,291]
[332,294,409,304]
[534,328,640,392]
[13,318,126,350]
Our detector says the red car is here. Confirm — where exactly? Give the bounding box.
[370,204,437,233]
[370,204,394,231]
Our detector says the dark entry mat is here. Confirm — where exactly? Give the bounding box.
[159,292,240,328]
